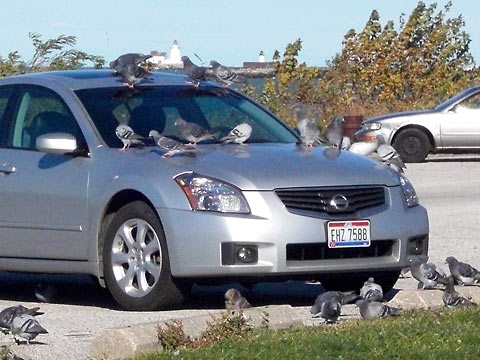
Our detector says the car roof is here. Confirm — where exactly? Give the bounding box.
[0,69,217,90]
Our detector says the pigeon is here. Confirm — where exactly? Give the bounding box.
[355,300,402,320]
[115,124,145,150]
[443,276,476,308]
[376,135,406,172]
[359,277,384,302]
[224,288,251,311]
[149,130,195,157]
[318,299,341,324]
[209,60,246,87]
[445,256,480,285]
[34,282,56,303]
[295,108,322,148]
[311,291,359,316]
[181,56,209,85]
[220,123,252,144]
[174,118,217,145]
[341,136,351,150]
[410,262,449,289]
[0,305,43,330]
[348,138,379,156]
[109,53,151,71]
[326,116,344,148]
[109,53,152,88]
[11,314,48,344]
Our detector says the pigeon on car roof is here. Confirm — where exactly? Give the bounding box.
[209,60,246,87]
[181,56,209,86]
[109,53,152,88]
[445,256,480,285]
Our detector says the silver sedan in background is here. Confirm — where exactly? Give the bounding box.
[355,85,480,162]
[0,70,428,310]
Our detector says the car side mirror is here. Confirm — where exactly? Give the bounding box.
[36,133,79,155]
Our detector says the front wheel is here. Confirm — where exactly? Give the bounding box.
[392,128,431,163]
[103,201,186,310]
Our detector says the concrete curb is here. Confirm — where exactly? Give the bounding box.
[88,286,480,360]
[88,304,304,360]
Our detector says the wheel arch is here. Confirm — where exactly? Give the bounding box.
[391,124,435,150]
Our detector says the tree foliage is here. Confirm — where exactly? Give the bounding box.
[0,33,105,77]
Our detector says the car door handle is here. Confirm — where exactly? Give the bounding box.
[0,163,16,174]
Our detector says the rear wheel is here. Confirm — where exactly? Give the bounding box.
[392,128,431,163]
[103,201,187,310]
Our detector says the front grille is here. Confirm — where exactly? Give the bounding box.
[286,240,394,261]
[275,186,386,215]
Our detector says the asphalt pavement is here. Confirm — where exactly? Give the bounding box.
[2,153,480,360]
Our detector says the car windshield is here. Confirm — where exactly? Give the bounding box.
[434,87,480,111]
[75,85,297,147]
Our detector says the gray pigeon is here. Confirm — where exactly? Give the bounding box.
[11,314,48,344]
[109,53,152,88]
[319,299,341,324]
[359,277,383,302]
[210,60,246,87]
[356,299,402,320]
[376,136,406,173]
[348,138,379,156]
[295,108,322,148]
[311,291,359,316]
[341,136,351,150]
[181,56,208,85]
[443,276,476,308]
[326,116,344,148]
[220,123,252,144]
[174,118,217,145]
[115,124,145,150]
[0,305,43,330]
[410,262,449,289]
[109,53,151,71]
[34,282,56,303]
[445,256,480,285]
[149,130,195,157]
[224,288,251,311]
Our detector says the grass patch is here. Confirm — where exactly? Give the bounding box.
[137,307,480,360]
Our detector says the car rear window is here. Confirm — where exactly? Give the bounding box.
[75,86,297,147]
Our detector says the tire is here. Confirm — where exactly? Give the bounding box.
[321,270,400,293]
[392,128,431,163]
[103,201,187,310]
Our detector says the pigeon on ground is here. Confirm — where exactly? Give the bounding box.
[410,262,449,289]
[0,306,43,330]
[355,300,402,320]
[319,299,342,324]
[34,282,56,303]
[181,56,209,85]
[445,256,480,285]
[209,60,246,87]
[220,123,252,144]
[224,288,251,311]
[11,314,48,344]
[295,108,323,148]
[149,130,195,157]
[359,277,384,302]
[115,124,145,150]
[443,276,477,308]
[311,291,359,316]
[376,136,406,172]
[174,118,217,145]
[326,116,344,148]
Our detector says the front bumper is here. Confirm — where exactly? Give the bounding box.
[159,186,428,278]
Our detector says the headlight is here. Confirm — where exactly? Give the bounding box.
[398,173,419,207]
[175,172,250,214]
[362,122,382,131]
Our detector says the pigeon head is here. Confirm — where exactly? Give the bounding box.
[149,130,160,139]
[210,60,221,69]
[181,56,192,65]
[174,117,187,129]
[109,60,117,69]
[445,256,457,265]
[224,288,241,301]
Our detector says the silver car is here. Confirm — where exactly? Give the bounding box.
[355,85,480,162]
[0,70,428,310]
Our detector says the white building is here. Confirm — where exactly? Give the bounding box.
[147,40,183,68]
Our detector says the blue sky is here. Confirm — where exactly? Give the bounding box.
[2,0,479,67]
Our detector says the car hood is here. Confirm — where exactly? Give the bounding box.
[366,109,436,122]
[143,143,400,190]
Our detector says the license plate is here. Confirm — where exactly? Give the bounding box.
[327,220,370,248]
